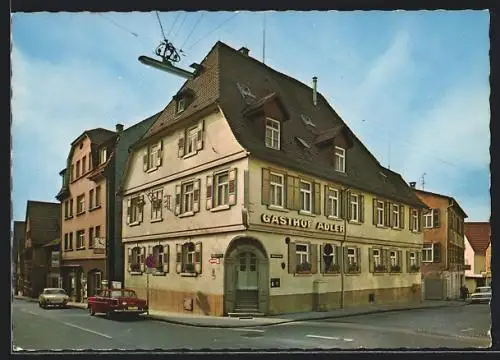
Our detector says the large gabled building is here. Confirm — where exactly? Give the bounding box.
[119,41,427,317]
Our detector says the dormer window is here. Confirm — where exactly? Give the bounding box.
[176,98,186,114]
[265,118,280,150]
[334,146,345,173]
[99,147,107,165]
[237,82,256,100]
[301,114,316,127]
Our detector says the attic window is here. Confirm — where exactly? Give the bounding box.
[237,82,256,100]
[301,114,316,127]
[295,137,311,149]
[176,98,186,114]
[99,147,107,165]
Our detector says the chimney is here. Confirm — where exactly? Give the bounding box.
[238,47,250,56]
[409,182,416,189]
[116,124,124,133]
[312,76,318,107]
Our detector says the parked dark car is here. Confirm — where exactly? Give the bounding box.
[87,288,148,318]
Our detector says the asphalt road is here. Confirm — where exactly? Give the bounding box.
[12,299,490,351]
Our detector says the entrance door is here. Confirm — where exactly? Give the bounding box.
[237,252,258,290]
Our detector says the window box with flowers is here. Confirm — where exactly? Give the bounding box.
[296,262,312,273]
[410,264,420,273]
[375,264,387,273]
[390,265,401,273]
[326,263,340,273]
[347,263,360,273]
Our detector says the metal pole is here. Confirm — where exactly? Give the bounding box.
[340,187,350,309]
[146,272,150,315]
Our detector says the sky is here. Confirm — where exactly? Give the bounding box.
[11,10,490,223]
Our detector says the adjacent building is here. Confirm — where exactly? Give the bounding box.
[464,222,491,291]
[21,201,61,297]
[56,116,159,302]
[13,221,26,295]
[119,41,427,317]
[413,188,468,300]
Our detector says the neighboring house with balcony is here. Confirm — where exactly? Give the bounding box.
[13,221,25,295]
[464,222,491,291]
[119,41,427,317]
[22,201,61,297]
[56,117,159,302]
[413,188,468,300]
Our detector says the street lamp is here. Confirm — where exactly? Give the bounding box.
[340,187,352,309]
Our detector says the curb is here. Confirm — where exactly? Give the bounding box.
[146,302,467,329]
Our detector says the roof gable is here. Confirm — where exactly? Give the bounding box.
[25,201,61,245]
[464,222,490,255]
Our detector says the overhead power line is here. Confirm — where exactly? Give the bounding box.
[172,12,188,41]
[167,12,181,38]
[181,12,205,51]
[97,13,139,38]
[186,12,240,51]
[155,11,167,40]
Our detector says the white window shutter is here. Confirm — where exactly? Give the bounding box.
[126,198,132,224]
[178,136,185,158]
[228,168,237,206]
[163,244,169,273]
[174,185,181,215]
[193,179,200,213]
[194,242,202,274]
[196,120,204,150]
[156,140,163,167]
[140,247,146,272]
[127,247,132,272]
[176,244,182,273]
[206,175,213,210]
[138,195,144,222]
[143,149,149,171]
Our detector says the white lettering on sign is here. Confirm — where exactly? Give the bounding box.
[261,213,344,233]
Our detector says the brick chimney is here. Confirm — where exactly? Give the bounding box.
[312,76,318,107]
[238,47,250,56]
[116,124,124,133]
[409,182,416,189]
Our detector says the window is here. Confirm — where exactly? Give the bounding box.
[64,233,69,251]
[390,251,397,267]
[322,244,338,273]
[95,186,101,207]
[422,243,433,262]
[76,160,81,178]
[186,126,198,155]
[295,243,309,267]
[347,248,357,265]
[334,146,345,173]
[82,156,86,174]
[76,230,85,249]
[182,243,196,272]
[99,148,107,165]
[265,118,280,150]
[95,226,101,241]
[327,188,339,218]
[130,247,141,272]
[182,182,194,214]
[70,164,74,182]
[88,153,92,171]
[411,209,419,232]
[376,201,384,226]
[69,199,74,217]
[424,210,433,228]
[94,272,102,292]
[88,227,94,249]
[300,181,312,213]
[89,189,94,210]
[148,144,159,170]
[215,172,229,207]
[350,194,359,221]
[176,98,186,113]
[69,232,73,250]
[269,173,284,207]
[151,189,163,220]
[64,201,69,219]
[409,252,417,267]
[76,194,85,214]
[373,249,381,267]
[392,204,400,228]
[130,196,141,223]
[153,245,164,272]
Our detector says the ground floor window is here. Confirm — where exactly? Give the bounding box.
[295,243,310,272]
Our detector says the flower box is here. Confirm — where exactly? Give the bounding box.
[326,264,340,273]
[390,265,401,273]
[375,265,387,272]
[347,263,360,273]
[296,262,312,273]
[410,265,420,272]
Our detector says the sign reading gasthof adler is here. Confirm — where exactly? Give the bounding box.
[261,213,344,233]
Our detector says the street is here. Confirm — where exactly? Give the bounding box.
[12,299,490,350]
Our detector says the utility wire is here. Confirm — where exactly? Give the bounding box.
[180,12,205,50]
[155,11,167,40]
[186,12,240,51]
[167,12,181,38]
[97,13,139,38]
[172,12,188,41]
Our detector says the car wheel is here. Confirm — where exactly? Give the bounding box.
[89,306,95,316]
[106,311,112,320]
[38,302,42,308]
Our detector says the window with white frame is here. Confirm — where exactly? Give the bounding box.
[269,173,284,207]
[76,160,81,178]
[130,196,141,223]
[182,242,196,272]
[69,199,74,217]
[215,171,229,207]
[392,204,400,228]
[148,144,159,169]
[422,243,433,262]
[95,186,101,207]
[176,98,186,113]
[373,249,381,267]
[390,251,398,267]
[347,247,357,265]
[334,146,345,173]
[350,194,359,221]
[424,210,433,228]
[376,201,384,226]
[186,126,198,155]
[151,188,163,220]
[411,209,419,231]
[182,182,194,214]
[153,245,164,272]
[89,189,94,210]
[64,201,69,219]
[88,227,94,248]
[76,194,85,214]
[327,188,339,218]
[76,230,85,249]
[99,147,107,165]
[130,247,141,272]
[409,252,417,267]
[300,181,312,213]
[265,118,280,150]
[295,244,309,266]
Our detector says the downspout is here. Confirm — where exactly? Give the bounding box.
[446,199,455,273]
[340,187,352,309]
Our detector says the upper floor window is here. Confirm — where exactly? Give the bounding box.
[70,164,75,182]
[300,181,312,213]
[99,147,107,165]
[89,227,94,249]
[422,243,433,262]
[151,188,163,221]
[424,209,433,228]
[215,172,229,207]
[270,173,284,208]
[76,230,85,249]
[265,118,280,150]
[326,188,339,218]
[186,126,198,155]
[182,182,194,214]
[392,204,400,228]
[82,156,86,174]
[95,186,101,207]
[76,160,81,178]
[89,189,94,209]
[176,98,186,114]
[376,200,384,226]
[143,141,163,171]
[409,252,417,267]
[411,209,419,232]
[69,199,74,217]
[76,194,85,214]
[334,146,345,173]
[350,194,359,221]
[64,201,69,219]
[127,195,144,225]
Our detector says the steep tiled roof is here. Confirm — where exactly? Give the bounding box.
[464,222,490,256]
[71,128,116,146]
[414,189,468,218]
[25,201,60,245]
[141,41,426,208]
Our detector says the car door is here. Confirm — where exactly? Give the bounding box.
[94,290,107,313]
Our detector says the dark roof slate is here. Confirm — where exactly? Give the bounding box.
[25,201,60,245]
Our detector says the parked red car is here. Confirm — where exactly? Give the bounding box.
[87,288,148,318]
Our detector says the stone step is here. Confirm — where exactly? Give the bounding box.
[228,312,265,318]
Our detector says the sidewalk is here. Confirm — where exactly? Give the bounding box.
[14,295,466,329]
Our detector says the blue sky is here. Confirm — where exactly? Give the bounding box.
[11,10,490,223]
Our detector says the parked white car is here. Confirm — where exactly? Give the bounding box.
[466,286,491,304]
[39,288,69,309]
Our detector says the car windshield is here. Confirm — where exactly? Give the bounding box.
[44,289,66,295]
[477,287,491,293]
[110,290,137,298]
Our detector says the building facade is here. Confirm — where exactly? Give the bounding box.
[120,41,427,317]
[413,189,468,300]
[13,221,26,295]
[464,222,491,291]
[21,201,60,297]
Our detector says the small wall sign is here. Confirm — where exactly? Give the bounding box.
[208,258,220,264]
[270,254,283,259]
[270,278,281,288]
[211,253,224,259]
